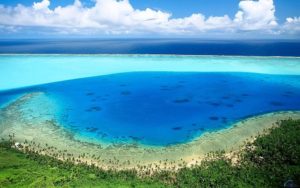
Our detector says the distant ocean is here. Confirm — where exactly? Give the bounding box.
[0,39,300,56]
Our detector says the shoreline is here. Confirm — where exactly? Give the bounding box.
[1,92,300,171]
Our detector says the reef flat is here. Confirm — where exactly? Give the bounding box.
[1,55,300,91]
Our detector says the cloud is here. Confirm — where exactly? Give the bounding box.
[283,17,300,34]
[234,0,277,30]
[0,0,298,37]
[33,0,50,10]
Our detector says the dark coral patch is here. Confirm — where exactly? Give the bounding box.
[282,91,294,97]
[235,99,242,103]
[209,116,219,121]
[129,136,142,141]
[270,101,284,106]
[86,92,94,96]
[285,91,294,95]
[241,93,250,97]
[207,101,221,106]
[172,126,182,131]
[92,106,102,111]
[86,106,102,112]
[173,99,190,103]
[121,91,132,96]
[86,127,99,132]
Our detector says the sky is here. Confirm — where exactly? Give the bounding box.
[0,0,299,39]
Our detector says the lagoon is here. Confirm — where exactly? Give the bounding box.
[0,55,300,147]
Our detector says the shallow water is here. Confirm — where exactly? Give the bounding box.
[1,55,300,91]
[1,72,300,146]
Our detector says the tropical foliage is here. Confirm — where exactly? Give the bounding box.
[0,119,299,187]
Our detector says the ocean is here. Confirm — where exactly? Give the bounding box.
[1,39,300,56]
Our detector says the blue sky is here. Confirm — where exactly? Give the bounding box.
[2,0,300,23]
[0,0,299,38]
[136,0,300,23]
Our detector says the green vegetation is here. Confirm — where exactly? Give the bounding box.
[0,143,163,188]
[0,119,299,187]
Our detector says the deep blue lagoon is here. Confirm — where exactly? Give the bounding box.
[2,72,300,146]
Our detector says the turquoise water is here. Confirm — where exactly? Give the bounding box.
[1,55,300,91]
[0,55,300,146]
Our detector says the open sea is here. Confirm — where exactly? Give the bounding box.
[1,39,300,56]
